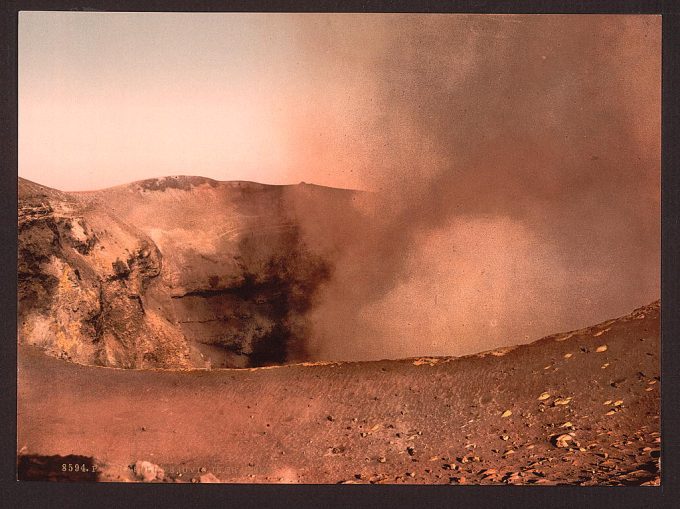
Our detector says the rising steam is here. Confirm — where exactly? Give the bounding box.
[294,15,660,361]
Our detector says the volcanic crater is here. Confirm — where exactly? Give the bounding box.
[18,176,362,369]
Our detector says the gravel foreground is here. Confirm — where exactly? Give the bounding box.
[17,301,660,485]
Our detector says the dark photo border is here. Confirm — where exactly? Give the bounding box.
[1,1,678,508]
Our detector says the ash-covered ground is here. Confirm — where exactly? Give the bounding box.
[18,301,660,485]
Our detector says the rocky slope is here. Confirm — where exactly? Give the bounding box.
[18,176,365,369]
[17,301,660,484]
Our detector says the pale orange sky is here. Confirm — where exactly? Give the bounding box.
[19,12,389,191]
[19,12,659,200]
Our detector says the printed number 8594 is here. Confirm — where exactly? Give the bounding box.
[61,463,96,472]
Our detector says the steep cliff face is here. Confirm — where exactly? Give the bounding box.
[18,179,189,368]
[18,176,364,369]
[18,183,102,365]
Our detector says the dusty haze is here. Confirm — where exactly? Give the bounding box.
[19,13,660,360]
[301,15,661,360]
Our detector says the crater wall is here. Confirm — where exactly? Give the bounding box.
[18,176,365,368]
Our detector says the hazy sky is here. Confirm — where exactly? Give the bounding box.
[18,13,660,196]
[18,12,661,357]
[19,12,389,191]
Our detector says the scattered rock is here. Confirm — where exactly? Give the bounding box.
[501,410,513,418]
[199,473,220,483]
[133,460,164,482]
[552,434,573,448]
[369,474,387,484]
[595,345,608,353]
[504,472,522,484]
[538,392,551,401]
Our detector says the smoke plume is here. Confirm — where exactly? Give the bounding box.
[294,15,660,361]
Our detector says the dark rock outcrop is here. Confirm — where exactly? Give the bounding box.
[18,176,364,368]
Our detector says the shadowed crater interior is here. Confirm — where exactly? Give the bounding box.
[171,227,332,367]
[17,177,357,369]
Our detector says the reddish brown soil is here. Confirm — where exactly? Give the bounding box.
[17,302,660,485]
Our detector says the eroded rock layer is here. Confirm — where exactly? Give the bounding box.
[18,176,363,368]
